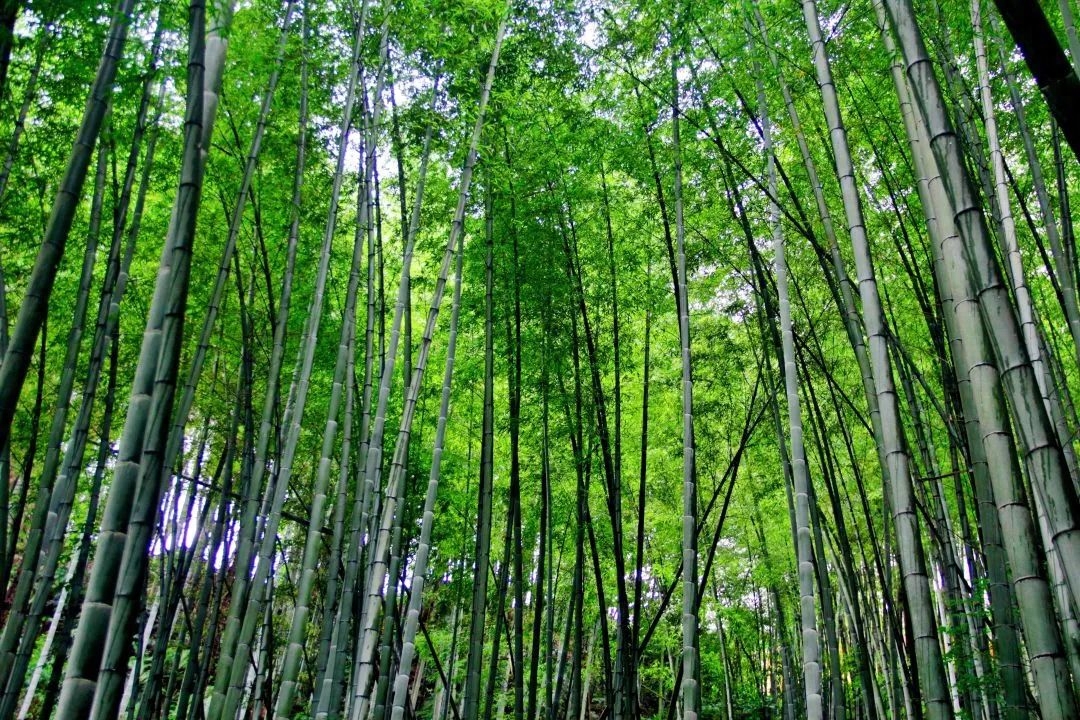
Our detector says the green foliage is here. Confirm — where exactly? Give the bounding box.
[2,0,1080,718]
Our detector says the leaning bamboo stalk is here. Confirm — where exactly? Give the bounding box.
[314,174,378,720]
[135,5,291,702]
[971,4,1041,374]
[206,4,311,708]
[210,11,382,720]
[162,0,296,487]
[26,83,168,717]
[671,45,700,720]
[749,1,889,502]
[756,49,823,720]
[310,328,356,713]
[802,2,953,717]
[40,69,168,599]
[387,227,463,720]
[869,5,1010,715]
[986,8,1080,373]
[81,0,235,713]
[0,0,136,458]
[887,0,1080,632]
[371,94,440,720]
[973,1,1079,480]
[54,0,206,715]
[0,134,108,716]
[272,288,359,720]
[970,5,1080,705]
[927,130,1078,720]
[876,2,1028,713]
[0,22,167,706]
[350,13,508,717]
[274,40,413,717]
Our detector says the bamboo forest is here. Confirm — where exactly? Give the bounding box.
[9,0,1080,718]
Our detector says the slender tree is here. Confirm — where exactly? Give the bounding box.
[757,47,823,720]
[0,0,137,452]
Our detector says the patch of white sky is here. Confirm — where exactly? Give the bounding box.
[699,281,755,323]
[13,5,45,38]
[822,7,844,39]
[339,68,437,176]
[581,16,601,51]
[148,428,219,560]
[148,451,308,576]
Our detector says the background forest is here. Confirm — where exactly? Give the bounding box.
[0,0,1079,719]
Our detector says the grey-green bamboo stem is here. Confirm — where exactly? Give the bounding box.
[0,0,135,456]
[210,10,380,720]
[887,0,1080,635]
[388,225,464,720]
[757,51,823,720]
[206,3,310,710]
[671,47,699,720]
[350,14,507,716]
[803,1,954,716]
[55,0,208,714]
